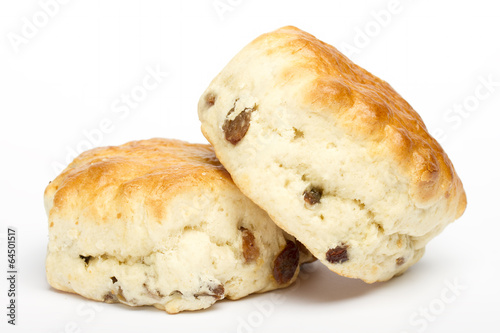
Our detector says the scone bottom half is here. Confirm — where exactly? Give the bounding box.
[198,26,467,283]
[44,138,313,314]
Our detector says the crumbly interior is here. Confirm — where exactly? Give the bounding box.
[46,185,309,313]
[199,87,454,283]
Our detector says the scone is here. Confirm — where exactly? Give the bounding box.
[44,138,312,313]
[198,26,466,283]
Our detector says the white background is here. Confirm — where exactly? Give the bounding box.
[1,0,499,332]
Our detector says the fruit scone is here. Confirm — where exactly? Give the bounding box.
[198,26,467,283]
[44,138,312,313]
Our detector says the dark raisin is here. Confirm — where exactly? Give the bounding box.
[79,255,92,266]
[240,227,260,263]
[209,284,225,300]
[194,284,225,300]
[222,107,254,145]
[296,241,309,256]
[396,257,405,266]
[303,187,323,205]
[273,240,300,284]
[205,92,216,107]
[110,276,117,283]
[326,244,349,264]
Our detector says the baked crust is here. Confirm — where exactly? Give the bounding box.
[45,138,231,221]
[249,26,465,216]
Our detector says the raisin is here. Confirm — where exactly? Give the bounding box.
[303,187,323,205]
[396,257,405,266]
[240,227,260,263]
[194,284,225,300]
[209,284,225,300]
[326,244,349,264]
[296,241,309,256]
[205,92,216,107]
[222,107,254,145]
[273,240,300,284]
[110,276,117,284]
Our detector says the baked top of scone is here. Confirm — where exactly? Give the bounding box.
[45,138,230,220]
[45,138,312,313]
[198,26,466,282]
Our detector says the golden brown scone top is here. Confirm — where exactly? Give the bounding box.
[252,26,466,217]
[44,138,232,223]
